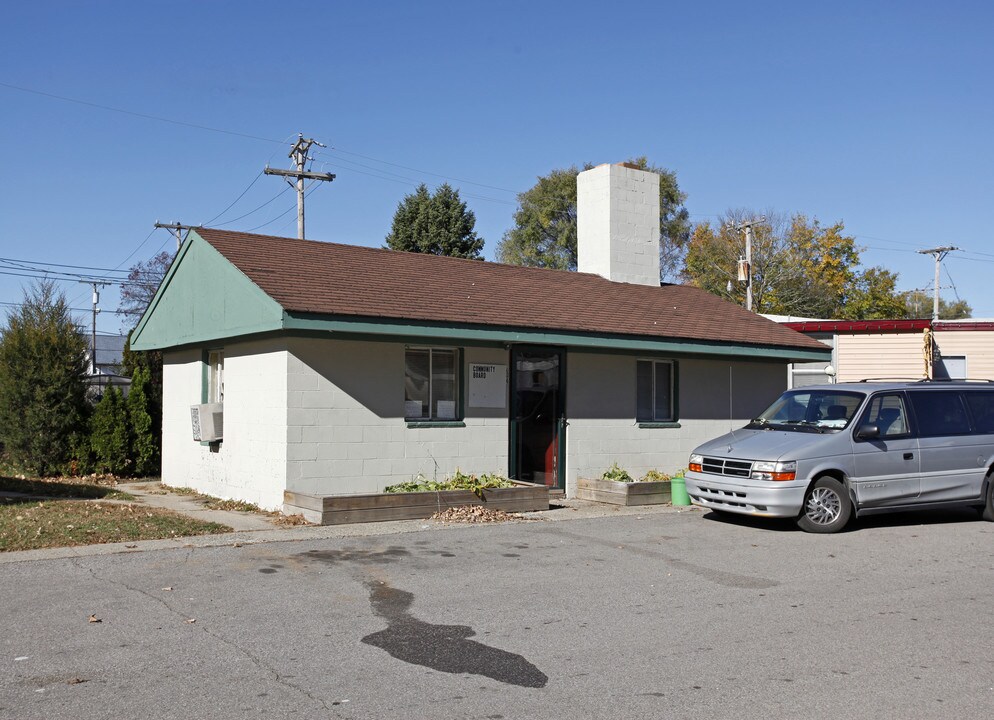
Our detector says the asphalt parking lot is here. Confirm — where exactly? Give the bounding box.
[2,504,993,719]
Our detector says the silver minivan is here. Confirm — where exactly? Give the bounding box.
[684,380,994,533]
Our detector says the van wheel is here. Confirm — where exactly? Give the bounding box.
[983,473,994,522]
[797,477,852,534]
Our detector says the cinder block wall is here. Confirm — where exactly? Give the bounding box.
[577,163,661,287]
[284,338,509,495]
[161,339,289,510]
[564,353,787,495]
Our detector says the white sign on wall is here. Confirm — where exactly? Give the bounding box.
[469,363,507,408]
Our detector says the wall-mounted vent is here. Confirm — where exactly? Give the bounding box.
[191,403,223,442]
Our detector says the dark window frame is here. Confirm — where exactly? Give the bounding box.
[636,359,677,423]
[404,346,462,422]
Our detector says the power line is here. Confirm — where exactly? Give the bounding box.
[0,257,130,274]
[245,180,323,233]
[201,171,264,226]
[312,147,520,194]
[1,82,526,204]
[0,81,283,145]
[212,185,293,227]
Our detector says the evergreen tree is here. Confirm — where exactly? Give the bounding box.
[127,365,159,476]
[90,386,131,476]
[385,183,484,258]
[0,281,90,475]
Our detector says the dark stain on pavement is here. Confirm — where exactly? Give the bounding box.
[300,546,411,566]
[361,581,548,688]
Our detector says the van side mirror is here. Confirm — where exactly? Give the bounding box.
[856,423,880,440]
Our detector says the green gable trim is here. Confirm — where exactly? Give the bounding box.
[130,230,284,351]
[282,312,831,363]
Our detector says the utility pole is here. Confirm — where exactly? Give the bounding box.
[78,280,110,394]
[730,217,766,312]
[917,246,958,320]
[264,134,336,239]
[154,221,197,250]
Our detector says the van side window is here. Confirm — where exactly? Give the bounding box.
[909,391,971,437]
[863,394,909,437]
[965,392,994,433]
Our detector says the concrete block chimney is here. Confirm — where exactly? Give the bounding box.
[577,162,660,286]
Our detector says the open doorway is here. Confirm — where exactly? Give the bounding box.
[509,346,565,489]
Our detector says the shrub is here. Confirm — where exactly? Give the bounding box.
[601,463,634,483]
[640,470,672,483]
[90,387,132,476]
[384,470,514,496]
[127,365,159,476]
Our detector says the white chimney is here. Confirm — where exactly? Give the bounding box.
[577,162,660,286]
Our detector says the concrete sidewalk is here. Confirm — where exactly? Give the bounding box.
[115,480,277,532]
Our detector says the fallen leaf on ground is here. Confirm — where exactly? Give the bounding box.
[124,544,138,549]
[88,615,101,623]
[67,677,87,685]
[185,618,196,624]
[430,506,523,524]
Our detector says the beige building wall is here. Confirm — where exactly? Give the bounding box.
[564,353,786,493]
[163,337,796,505]
[932,330,994,379]
[834,332,929,383]
[284,338,509,496]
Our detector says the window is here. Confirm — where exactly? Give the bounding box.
[637,360,675,422]
[405,348,459,421]
[909,391,971,437]
[861,393,909,438]
[965,392,994,433]
[934,355,967,380]
[207,350,224,403]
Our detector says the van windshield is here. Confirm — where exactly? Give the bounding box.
[747,390,866,432]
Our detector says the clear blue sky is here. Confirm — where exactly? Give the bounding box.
[2,0,992,335]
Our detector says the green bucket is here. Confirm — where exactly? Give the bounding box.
[670,475,691,506]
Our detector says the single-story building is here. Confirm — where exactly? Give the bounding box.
[768,316,994,386]
[131,163,829,510]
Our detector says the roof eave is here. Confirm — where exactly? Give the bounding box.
[281,311,832,362]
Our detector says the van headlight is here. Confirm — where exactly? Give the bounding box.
[688,454,703,473]
[751,460,797,482]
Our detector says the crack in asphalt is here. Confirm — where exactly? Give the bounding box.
[73,557,342,718]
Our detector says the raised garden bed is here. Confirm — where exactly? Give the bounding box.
[575,477,672,506]
[283,481,549,525]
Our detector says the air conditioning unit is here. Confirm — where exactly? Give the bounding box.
[191,403,223,442]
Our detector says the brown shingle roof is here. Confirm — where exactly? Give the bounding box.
[196,228,826,352]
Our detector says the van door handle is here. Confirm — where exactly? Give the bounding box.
[904,452,914,460]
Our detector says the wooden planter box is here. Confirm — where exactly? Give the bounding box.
[283,482,550,526]
[575,477,672,506]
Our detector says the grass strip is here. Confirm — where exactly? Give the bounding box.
[0,497,232,552]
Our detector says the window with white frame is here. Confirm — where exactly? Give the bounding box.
[636,359,675,422]
[405,347,459,421]
[207,349,224,403]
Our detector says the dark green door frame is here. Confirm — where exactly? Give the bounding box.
[508,345,567,490]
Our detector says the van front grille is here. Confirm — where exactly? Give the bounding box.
[701,457,752,478]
